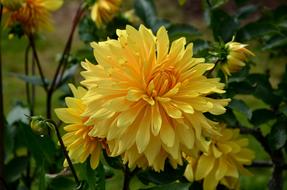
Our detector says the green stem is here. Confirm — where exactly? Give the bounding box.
[28,34,48,92]
[0,4,5,190]
[48,120,80,186]
[46,2,86,119]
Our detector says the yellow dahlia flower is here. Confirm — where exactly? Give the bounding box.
[184,127,255,190]
[55,84,103,169]
[91,0,122,27]
[221,40,254,77]
[81,25,230,171]
[4,0,63,33]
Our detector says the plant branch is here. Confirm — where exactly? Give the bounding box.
[28,34,48,92]
[238,125,285,190]
[46,1,86,119]
[24,45,32,111]
[48,120,80,186]
[0,4,5,190]
[123,165,131,190]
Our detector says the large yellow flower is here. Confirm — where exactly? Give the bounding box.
[3,0,63,33]
[184,127,255,190]
[55,84,103,169]
[91,0,122,27]
[81,25,230,170]
[221,40,254,77]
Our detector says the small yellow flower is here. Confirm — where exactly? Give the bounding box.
[91,0,122,27]
[3,0,63,33]
[81,25,230,171]
[55,84,103,169]
[184,127,255,190]
[221,40,254,77]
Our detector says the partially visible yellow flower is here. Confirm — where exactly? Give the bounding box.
[91,0,122,27]
[55,84,103,169]
[184,127,255,190]
[4,0,63,33]
[221,40,254,77]
[81,25,230,171]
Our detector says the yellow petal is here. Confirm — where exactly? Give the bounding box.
[195,155,215,180]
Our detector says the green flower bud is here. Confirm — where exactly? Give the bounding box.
[30,116,48,135]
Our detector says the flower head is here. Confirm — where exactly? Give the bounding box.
[55,84,103,169]
[184,127,255,190]
[80,25,230,171]
[221,40,254,77]
[3,0,63,33]
[91,0,122,27]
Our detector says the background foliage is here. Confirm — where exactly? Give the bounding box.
[1,0,287,189]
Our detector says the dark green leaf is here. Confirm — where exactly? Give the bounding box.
[237,22,276,41]
[193,39,210,57]
[19,123,56,165]
[47,176,76,190]
[247,74,281,106]
[75,161,105,190]
[228,99,252,119]
[103,151,123,170]
[236,5,258,20]
[134,0,157,27]
[137,163,185,185]
[140,182,191,190]
[262,36,287,50]
[250,109,276,126]
[4,156,28,183]
[267,120,287,150]
[167,24,200,42]
[7,104,30,125]
[78,16,99,43]
[210,9,239,42]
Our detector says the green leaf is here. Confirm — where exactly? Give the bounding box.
[47,176,76,190]
[237,22,276,41]
[208,0,229,9]
[228,99,252,119]
[210,9,239,42]
[4,156,28,183]
[262,36,287,50]
[137,163,185,185]
[250,109,276,126]
[267,120,287,150]
[247,74,281,106]
[19,123,57,165]
[75,161,105,190]
[236,5,258,20]
[167,24,200,42]
[140,182,191,190]
[11,73,49,87]
[7,104,30,125]
[103,151,123,170]
[134,0,157,27]
[78,16,99,43]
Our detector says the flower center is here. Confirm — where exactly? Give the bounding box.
[147,66,178,96]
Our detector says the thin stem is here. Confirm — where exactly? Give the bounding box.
[31,53,36,115]
[24,45,32,111]
[123,166,131,190]
[0,4,5,190]
[238,125,285,190]
[46,1,86,119]
[28,34,48,92]
[48,120,80,186]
